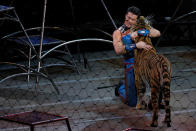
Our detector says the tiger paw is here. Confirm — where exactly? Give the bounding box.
[164,118,171,127]
[136,102,147,110]
[136,103,142,109]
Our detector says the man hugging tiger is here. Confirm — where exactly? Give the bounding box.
[113,6,171,127]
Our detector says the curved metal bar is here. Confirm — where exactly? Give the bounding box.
[40,64,74,69]
[172,11,196,23]
[88,28,112,38]
[0,72,36,84]
[41,38,113,59]
[1,26,68,40]
[0,62,59,94]
[15,49,29,59]
[0,62,27,72]
[0,62,44,77]
[9,37,41,62]
[0,17,17,22]
[13,9,38,57]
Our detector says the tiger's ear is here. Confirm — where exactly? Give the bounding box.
[137,16,145,25]
[137,16,145,24]
[140,16,145,20]
[136,16,151,30]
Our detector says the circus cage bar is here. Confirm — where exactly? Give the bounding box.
[0,0,195,131]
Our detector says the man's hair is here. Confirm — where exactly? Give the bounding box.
[126,6,141,17]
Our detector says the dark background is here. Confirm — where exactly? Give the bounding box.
[0,0,195,61]
[0,0,194,27]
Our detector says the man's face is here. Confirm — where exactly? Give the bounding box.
[125,12,138,27]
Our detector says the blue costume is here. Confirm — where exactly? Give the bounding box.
[116,25,149,107]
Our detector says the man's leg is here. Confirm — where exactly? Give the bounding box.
[126,68,137,107]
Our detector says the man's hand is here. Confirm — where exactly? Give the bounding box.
[130,31,138,41]
[136,41,152,50]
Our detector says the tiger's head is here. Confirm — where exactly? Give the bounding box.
[135,16,151,31]
[133,16,152,44]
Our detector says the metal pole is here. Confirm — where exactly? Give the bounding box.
[36,0,47,91]
[13,9,38,86]
[65,118,72,131]
[13,9,37,56]
[27,48,31,84]
[101,0,117,29]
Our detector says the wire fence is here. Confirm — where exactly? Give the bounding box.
[0,45,195,131]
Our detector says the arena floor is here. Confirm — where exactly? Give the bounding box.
[0,45,195,131]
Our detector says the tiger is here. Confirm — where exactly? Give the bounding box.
[133,16,172,127]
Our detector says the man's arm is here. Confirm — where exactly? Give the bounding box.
[112,30,152,55]
[112,30,126,55]
[149,27,161,37]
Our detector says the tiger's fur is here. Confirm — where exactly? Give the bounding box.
[133,16,172,127]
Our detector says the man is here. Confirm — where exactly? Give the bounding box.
[113,6,160,107]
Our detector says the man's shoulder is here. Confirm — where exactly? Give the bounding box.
[113,29,121,36]
[113,24,131,37]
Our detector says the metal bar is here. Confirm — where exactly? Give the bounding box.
[0,17,17,21]
[41,38,112,59]
[0,7,14,12]
[13,9,39,87]
[89,28,112,38]
[1,26,61,40]
[36,0,48,91]
[65,118,72,131]
[0,62,59,94]
[13,9,38,57]
[172,11,196,23]
[155,0,184,48]
[27,48,32,84]
[100,0,117,29]
[0,62,27,72]
[39,0,48,65]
